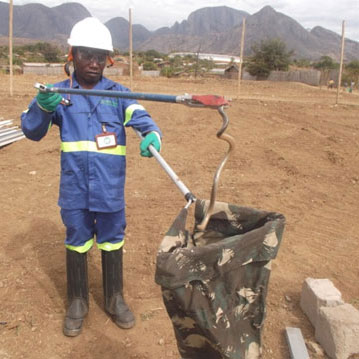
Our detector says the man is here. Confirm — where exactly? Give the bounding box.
[21,17,162,337]
[327,79,334,89]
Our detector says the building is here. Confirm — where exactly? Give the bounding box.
[224,64,239,79]
[168,52,241,64]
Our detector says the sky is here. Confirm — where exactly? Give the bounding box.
[9,0,359,42]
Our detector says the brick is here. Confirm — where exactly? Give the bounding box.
[315,303,359,359]
[285,327,310,359]
[300,278,344,327]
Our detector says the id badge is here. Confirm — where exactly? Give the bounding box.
[95,132,117,150]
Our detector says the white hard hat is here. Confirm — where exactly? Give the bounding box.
[67,17,113,52]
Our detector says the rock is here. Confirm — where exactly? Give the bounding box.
[315,303,359,359]
[306,340,324,356]
[300,278,344,328]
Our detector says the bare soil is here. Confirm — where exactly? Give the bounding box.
[1,74,359,359]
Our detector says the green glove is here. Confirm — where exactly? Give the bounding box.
[140,131,161,157]
[36,84,62,112]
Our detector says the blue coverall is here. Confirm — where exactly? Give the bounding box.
[21,75,161,253]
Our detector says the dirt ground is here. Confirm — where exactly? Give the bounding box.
[0,73,359,359]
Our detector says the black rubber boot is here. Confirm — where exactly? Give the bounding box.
[102,248,135,329]
[63,249,89,337]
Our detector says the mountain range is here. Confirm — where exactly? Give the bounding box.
[0,1,358,61]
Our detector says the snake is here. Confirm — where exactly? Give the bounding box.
[195,105,235,233]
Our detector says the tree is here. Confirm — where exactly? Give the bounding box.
[345,60,359,87]
[142,61,157,71]
[41,42,61,62]
[292,58,311,68]
[144,49,163,59]
[313,56,338,71]
[313,56,339,87]
[246,38,293,78]
[9,42,63,64]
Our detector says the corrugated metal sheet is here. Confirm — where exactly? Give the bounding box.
[0,119,25,147]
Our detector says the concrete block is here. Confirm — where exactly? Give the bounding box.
[300,278,344,327]
[315,303,359,359]
[285,327,310,359]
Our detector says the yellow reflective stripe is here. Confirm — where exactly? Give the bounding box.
[124,104,145,126]
[66,238,94,253]
[61,141,126,155]
[47,121,52,132]
[97,240,124,252]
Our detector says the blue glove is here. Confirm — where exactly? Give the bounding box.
[140,131,161,157]
[36,84,62,112]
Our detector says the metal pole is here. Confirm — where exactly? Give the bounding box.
[8,0,13,97]
[195,45,201,78]
[129,8,133,90]
[134,130,195,203]
[35,84,179,103]
[237,17,246,99]
[34,83,229,108]
[336,20,345,105]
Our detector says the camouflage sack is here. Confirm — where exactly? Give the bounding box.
[155,199,285,359]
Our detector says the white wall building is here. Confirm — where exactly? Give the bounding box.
[168,52,241,64]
